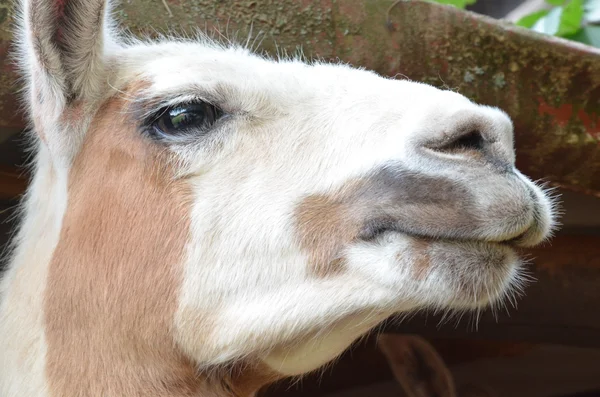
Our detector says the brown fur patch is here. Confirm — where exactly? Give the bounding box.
[43,95,203,396]
[295,193,360,276]
[410,239,431,280]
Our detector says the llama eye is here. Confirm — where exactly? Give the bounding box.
[150,102,222,138]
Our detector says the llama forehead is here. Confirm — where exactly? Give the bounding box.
[113,41,451,117]
[117,43,314,103]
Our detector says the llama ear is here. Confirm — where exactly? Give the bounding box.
[21,0,115,109]
[378,334,457,397]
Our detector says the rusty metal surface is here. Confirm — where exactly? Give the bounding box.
[0,0,599,195]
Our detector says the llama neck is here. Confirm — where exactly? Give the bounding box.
[0,146,67,397]
[0,147,268,397]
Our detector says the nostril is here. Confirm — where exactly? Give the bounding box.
[437,130,485,154]
[421,110,515,168]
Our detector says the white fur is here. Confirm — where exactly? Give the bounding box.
[0,145,69,397]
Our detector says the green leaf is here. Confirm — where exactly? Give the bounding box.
[519,0,598,46]
[566,24,600,47]
[516,10,551,28]
[531,6,563,35]
[426,0,477,9]
[557,0,585,36]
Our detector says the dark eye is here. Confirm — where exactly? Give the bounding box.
[150,102,222,138]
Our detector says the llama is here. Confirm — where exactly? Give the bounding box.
[0,0,556,395]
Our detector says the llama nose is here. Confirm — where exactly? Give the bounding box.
[424,108,515,171]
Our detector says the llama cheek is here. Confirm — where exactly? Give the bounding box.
[294,194,361,277]
[43,95,201,397]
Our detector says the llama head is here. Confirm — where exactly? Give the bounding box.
[13,0,557,393]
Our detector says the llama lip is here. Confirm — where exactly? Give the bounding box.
[357,220,525,249]
[357,219,408,242]
[499,230,529,246]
